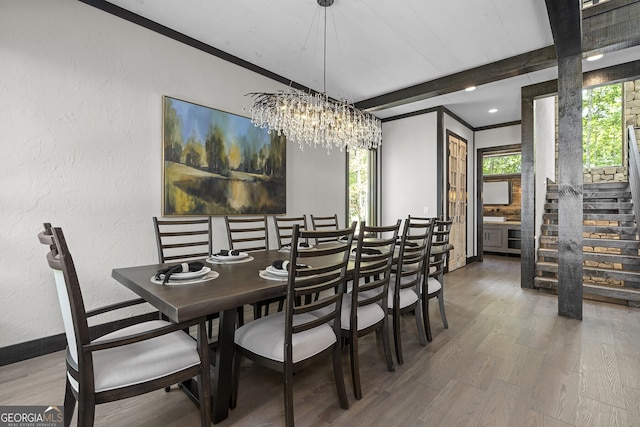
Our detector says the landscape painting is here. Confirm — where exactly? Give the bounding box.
[162,96,286,215]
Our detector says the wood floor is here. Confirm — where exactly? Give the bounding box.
[2,255,640,426]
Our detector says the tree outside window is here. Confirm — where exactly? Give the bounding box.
[483,153,521,175]
[583,83,623,168]
[348,148,372,226]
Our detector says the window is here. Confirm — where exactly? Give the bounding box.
[582,83,623,168]
[483,153,521,175]
[348,148,377,226]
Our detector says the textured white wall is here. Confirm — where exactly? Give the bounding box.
[380,113,438,225]
[0,0,345,347]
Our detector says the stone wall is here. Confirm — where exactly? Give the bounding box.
[624,79,640,145]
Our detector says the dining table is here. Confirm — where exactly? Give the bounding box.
[111,248,297,423]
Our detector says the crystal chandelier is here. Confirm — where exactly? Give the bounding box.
[246,0,382,153]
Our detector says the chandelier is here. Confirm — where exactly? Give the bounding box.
[246,0,382,153]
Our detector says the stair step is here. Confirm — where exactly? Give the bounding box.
[539,236,640,248]
[543,213,636,222]
[541,224,638,235]
[544,202,633,210]
[535,261,640,281]
[537,248,640,265]
[547,182,630,191]
[533,277,640,302]
[546,190,631,200]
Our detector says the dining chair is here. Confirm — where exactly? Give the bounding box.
[224,215,270,252]
[388,216,435,364]
[423,217,453,341]
[153,216,223,335]
[310,213,340,244]
[342,220,400,399]
[152,216,212,263]
[225,215,277,319]
[38,223,210,427]
[273,215,308,248]
[231,223,356,427]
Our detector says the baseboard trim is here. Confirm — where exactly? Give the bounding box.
[0,312,159,367]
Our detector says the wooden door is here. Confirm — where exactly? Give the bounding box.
[447,132,467,271]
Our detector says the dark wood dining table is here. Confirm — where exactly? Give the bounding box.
[111,249,294,423]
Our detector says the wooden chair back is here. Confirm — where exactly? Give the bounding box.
[224,215,270,252]
[351,220,401,324]
[273,215,308,248]
[310,214,340,244]
[430,217,453,279]
[153,217,212,263]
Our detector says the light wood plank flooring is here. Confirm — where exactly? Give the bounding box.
[2,255,640,426]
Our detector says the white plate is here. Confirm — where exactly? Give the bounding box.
[151,270,218,285]
[280,242,314,251]
[265,265,289,277]
[210,251,249,261]
[259,270,288,281]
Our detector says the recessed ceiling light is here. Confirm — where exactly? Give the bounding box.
[586,53,604,61]
[488,108,498,113]
[465,86,476,92]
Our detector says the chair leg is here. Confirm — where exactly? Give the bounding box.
[438,292,448,329]
[284,362,295,427]
[380,318,395,372]
[253,303,262,320]
[197,323,211,427]
[77,394,95,427]
[63,379,76,427]
[332,343,349,410]
[349,331,362,399]
[414,301,427,346]
[392,309,403,365]
[424,297,433,342]
[237,306,245,326]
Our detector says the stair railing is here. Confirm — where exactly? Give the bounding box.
[627,125,640,230]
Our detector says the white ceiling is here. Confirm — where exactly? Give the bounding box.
[103,0,640,128]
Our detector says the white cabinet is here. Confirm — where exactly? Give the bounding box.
[483,222,521,255]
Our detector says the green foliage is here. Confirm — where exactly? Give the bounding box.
[348,148,370,224]
[583,83,622,167]
[205,125,229,175]
[483,154,521,175]
[163,99,184,162]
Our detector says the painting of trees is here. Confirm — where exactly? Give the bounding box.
[162,96,286,215]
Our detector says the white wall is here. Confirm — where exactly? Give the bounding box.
[380,113,438,224]
[534,96,557,256]
[475,125,522,149]
[0,0,345,348]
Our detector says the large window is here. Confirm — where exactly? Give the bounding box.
[582,83,623,167]
[483,153,521,175]
[348,149,376,226]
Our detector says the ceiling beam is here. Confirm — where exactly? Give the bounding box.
[354,46,558,112]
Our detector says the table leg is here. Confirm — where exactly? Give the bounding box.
[212,308,236,423]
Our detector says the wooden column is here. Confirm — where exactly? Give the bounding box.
[545,0,583,319]
[520,86,536,289]
[557,54,584,319]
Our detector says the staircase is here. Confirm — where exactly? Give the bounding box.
[534,181,640,306]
